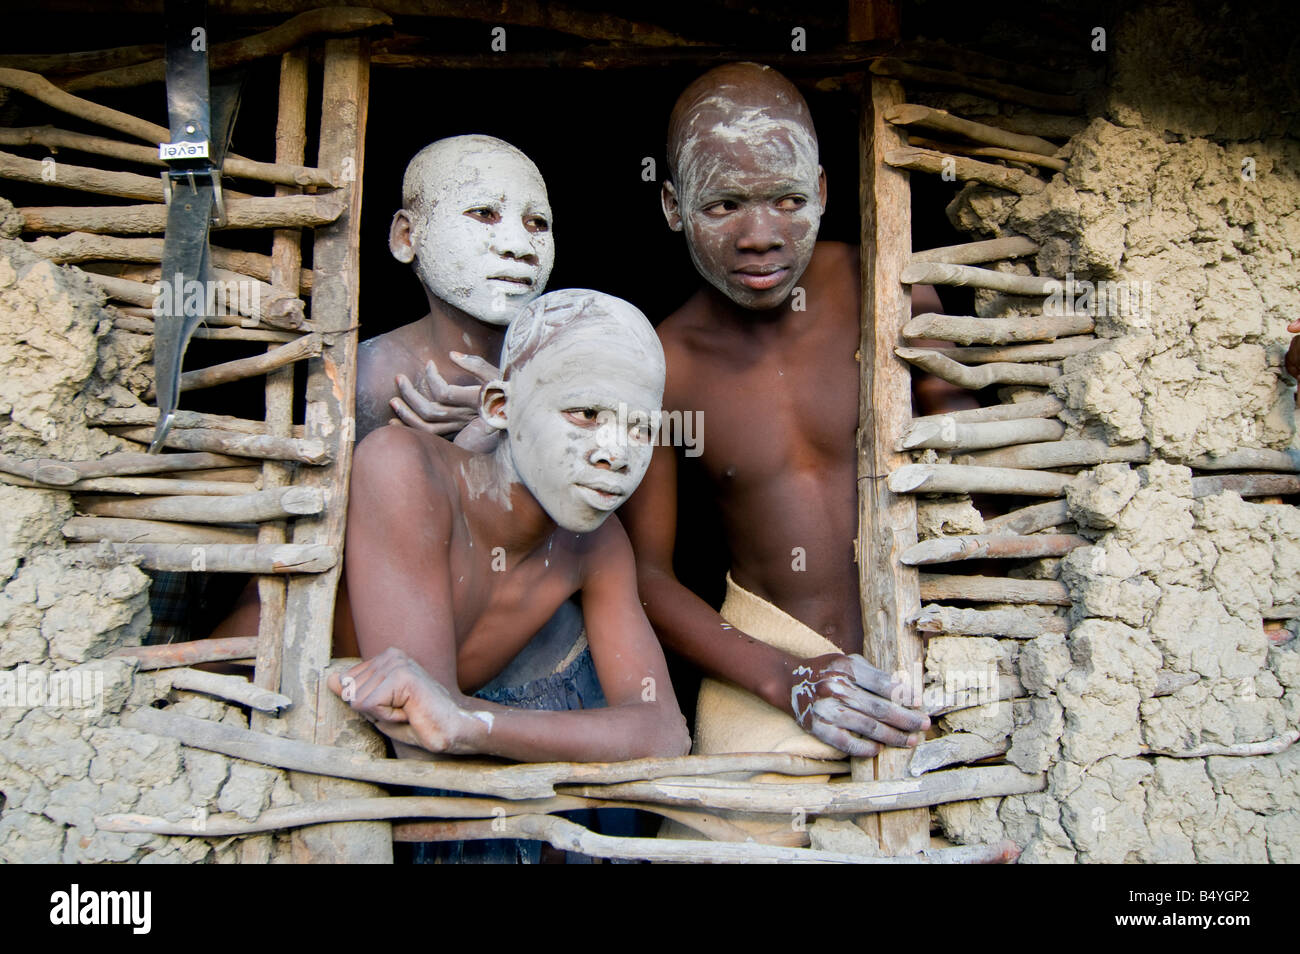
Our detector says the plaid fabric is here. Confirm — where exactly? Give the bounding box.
[145,571,249,644]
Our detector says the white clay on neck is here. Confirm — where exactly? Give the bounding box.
[397,135,554,326]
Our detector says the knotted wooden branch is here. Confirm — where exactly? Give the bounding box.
[111,636,258,670]
[958,440,1150,469]
[918,574,1071,605]
[904,311,1093,345]
[901,262,1063,296]
[895,347,1061,390]
[983,499,1070,535]
[112,425,327,465]
[898,415,1065,451]
[82,486,324,524]
[168,668,292,713]
[885,103,1058,156]
[907,135,1067,173]
[1188,449,1300,472]
[21,193,346,235]
[63,515,256,545]
[912,604,1069,637]
[901,533,1087,565]
[80,542,337,573]
[924,337,1099,364]
[0,450,245,485]
[889,463,1073,496]
[911,395,1064,425]
[884,145,1045,195]
[911,235,1039,266]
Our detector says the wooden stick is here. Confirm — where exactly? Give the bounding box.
[144,333,322,398]
[884,146,1044,195]
[28,233,314,292]
[167,668,292,713]
[63,515,257,545]
[982,499,1071,535]
[885,103,1058,156]
[904,311,1093,345]
[958,440,1151,470]
[901,533,1087,566]
[911,395,1064,425]
[870,58,1082,112]
[112,314,298,343]
[83,486,323,524]
[20,192,345,235]
[981,113,1088,140]
[64,8,394,92]
[854,73,929,853]
[1191,473,1300,498]
[901,262,1063,296]
[918,574,1071,605]
[911,236,1039,266]
[560,764,1045,815]
[895,347,1061,389]
[90,268,303,329]
[78,542,336,574]
[0,67,168,143]
[908,733,1009,776]
[889,463,1073,496]
[122,706,846,800]
[1142,729,1298,759]
[912,604,1068,637]
[898,416,1065,451]
[111,636,258,670]
[908,135,1067,173]
[0,149,166,201]
[0,45,163,75]
[0,450,245,486]
[1188,449,1300,472]
[112,426,326,465]
[923,337,1099,364]
[1,472,256,495]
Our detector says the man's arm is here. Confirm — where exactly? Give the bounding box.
[620,428,928,757]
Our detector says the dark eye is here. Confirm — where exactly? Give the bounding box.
[525,215,550,233]
[563,408,602,426]
[702,200,739,217]
[465,207,501,224]
[776,195,807,211]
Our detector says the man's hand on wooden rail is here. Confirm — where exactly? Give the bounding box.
[787,653,930,759]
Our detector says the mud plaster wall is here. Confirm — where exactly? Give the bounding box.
[0,225,310,862]
[914,1,1300,862]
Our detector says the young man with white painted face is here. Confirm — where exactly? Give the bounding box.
[622,63,946,763]
[355,134,555,443]
[331,289,688,765]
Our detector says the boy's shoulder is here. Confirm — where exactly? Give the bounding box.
[352,423,461,510]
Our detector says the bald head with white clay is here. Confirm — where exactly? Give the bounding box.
[390,134,554,326]
[479,289,665,534]
[663,62,826,311]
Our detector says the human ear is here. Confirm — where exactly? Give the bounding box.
[661,181,683,232]
[479,380,510,431]
[816,166,827,215]
[389,209,416,264]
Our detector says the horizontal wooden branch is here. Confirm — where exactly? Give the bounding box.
[1188,449,1300,472]
[0,44,163,75]
[1,472,256,496]
[89,271,305,330]
[958,440,1151,469]
[113,425,327,465]
[90,405,297,437]
[83,486,323,524]
[912,604,1068,637]
[904,312,1094,345]
[0,149,166,201]
[1142,729,1298,759]
[111,636,258,670]
[902,533,1087,565]
[1190,473,1300,498]
[895,347,1061,389]
[885,103,1058,156]
[907,135,1067,173]
[78,541,336,573]
[884,145,1044,195]
[911,235,1039,266]
[908,733,1009,776]
[168,668,292,713]
[560,764,1045,815]
[898,415,1065,451]
[21,192,345,235]
[925,337,1099,364]
[123,706,848,802]
[64,7,394,92]
[982,499,1070,535]
[142,334,321,399]
[28,232,314,292]
[112,314,298,343]
[911,395,1064,425]
[901,262,1062,296]
[918,574,1071,605]
[0,66,168,143]
[889,463,1073,496]
[0,450,245,485]
[871,58,1082,112]
[63,515,257,545]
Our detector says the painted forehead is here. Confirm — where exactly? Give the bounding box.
[502,289,665,386]
[402,136,549,214]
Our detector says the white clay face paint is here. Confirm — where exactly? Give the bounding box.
[401,135,554,326]
[672,85,823,310]
[496,290,665,534]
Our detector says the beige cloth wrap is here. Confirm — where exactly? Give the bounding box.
[692,573,844,763]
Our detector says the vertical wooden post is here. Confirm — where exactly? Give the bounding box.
[854,71,930,854]
[251,46,307,733]
[279,36,390,863]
